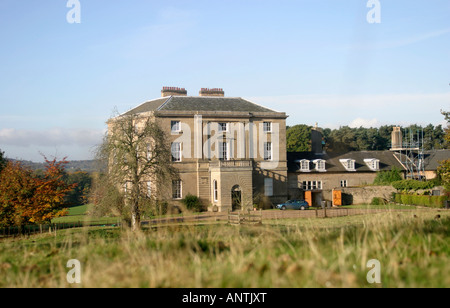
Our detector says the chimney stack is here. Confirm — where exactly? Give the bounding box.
[391,127,403,150]
[199,88,225,97]
[161,87,187,97]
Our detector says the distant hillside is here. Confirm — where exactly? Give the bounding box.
[12,159,99,173]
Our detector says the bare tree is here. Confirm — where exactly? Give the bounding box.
[97,113,177,231]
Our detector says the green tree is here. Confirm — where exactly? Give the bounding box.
[65,171,93,206]
[97,113,177,231]
[0,149,6,174]
[373,167,403,185]
[325,126,357,153]
[442,110,450,148]
[437,159,450,192]
[286,125,312,152]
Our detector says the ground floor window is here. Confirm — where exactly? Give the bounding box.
[264,178,274,197]
[147,181,152,197]
[302,181,323,190]
[213,180,218,202]
[172,180,182,199]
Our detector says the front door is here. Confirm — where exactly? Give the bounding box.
[305,191,312,206]
[333,190,342,206]
[231,185,242,212]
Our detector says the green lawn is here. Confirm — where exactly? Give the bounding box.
[342,204,417,210]
[1,208,449,288]
[52,204,120,226]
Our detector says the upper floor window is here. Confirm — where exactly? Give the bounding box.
[340,159,356,171]
[364,158,380,171]
[313,159,326,172]
[264,142,272,161]
[299,160,310,172]
[171,121,181,133]
[263,122,272,133]
[218,123,229,133]
[171,142,182,162]
[219,142,229,161]
[146,143,152,160]
[340,180,348,188]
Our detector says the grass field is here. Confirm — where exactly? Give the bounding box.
[0,208,449,288]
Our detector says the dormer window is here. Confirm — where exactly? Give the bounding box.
[313,159,326,172]
[364,159,380,171]
[297,159,310,172]
[340,159,356,171]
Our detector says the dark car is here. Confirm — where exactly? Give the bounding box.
[276,200,310,210]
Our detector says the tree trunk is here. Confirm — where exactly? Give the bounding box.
[131,201,141,231]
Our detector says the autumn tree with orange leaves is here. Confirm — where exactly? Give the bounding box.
[0,158,76,230]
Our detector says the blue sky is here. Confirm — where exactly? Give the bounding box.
[0,0,449,162]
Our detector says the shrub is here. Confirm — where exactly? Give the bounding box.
[181,194,203,212]
[370,197,386,205]
[373,167,403,185]
[392,179,436,192]
[393,193,448,208]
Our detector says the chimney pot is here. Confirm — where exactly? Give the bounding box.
[199,88,225,97]
[161,86,187,97]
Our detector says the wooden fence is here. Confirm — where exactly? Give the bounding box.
[228,209,263,225]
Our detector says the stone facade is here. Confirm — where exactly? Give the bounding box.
[113,88,288,212]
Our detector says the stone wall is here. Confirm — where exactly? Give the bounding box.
[340,186,396,205]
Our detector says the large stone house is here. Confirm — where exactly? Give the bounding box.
[111,87,448,210]
[118,87,288,212]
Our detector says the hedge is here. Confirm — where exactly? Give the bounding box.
[394,193,448,208]
[392,179,437,192]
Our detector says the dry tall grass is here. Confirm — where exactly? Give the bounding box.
[0,210,449,288]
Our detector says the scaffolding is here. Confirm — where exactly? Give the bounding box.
[391,127,426,180]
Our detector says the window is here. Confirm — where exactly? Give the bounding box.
[364,159,380,171]
[213,180,218,202]
[263,122,272,133]
[340,159,356,171]
[146,143,152,160]
[264,142,272,161]
[147,181,152,197]
[302,181,323,190]
[219,142,229,161]
[218,123,229,132]
[264,178,274,197]
[171,121,181,133]
[313,159,326,172]
[171,142,182,162]
[299,160,310,172]
[340,180,348,188]
[172,180,182,199]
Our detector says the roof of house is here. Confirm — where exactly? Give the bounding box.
[288,151,404,173]
[423,150,450,170]
[122,96,281,116]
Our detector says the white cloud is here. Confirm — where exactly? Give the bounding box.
[349,118,379,128]
[0,128,103,148]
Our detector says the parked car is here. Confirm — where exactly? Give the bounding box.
[276,200,310,210]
